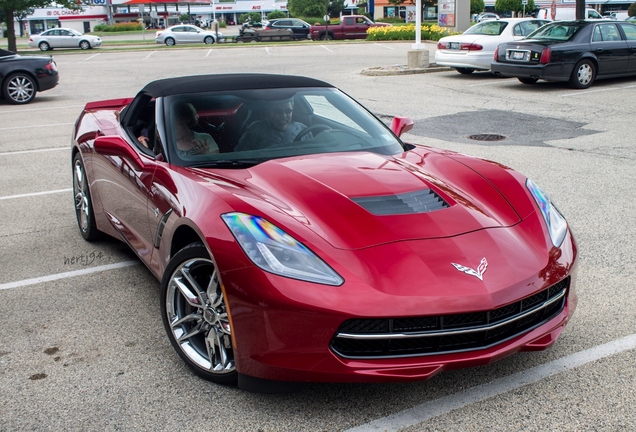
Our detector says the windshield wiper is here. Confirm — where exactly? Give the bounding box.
[189,159,262,168]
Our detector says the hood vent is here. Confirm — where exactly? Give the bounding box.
[352,189,449,216]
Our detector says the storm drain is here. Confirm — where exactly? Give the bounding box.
[468,134,507,142]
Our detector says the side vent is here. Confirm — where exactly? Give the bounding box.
[351,189,449,216]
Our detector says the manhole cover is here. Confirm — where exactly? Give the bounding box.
[468,134,507,142]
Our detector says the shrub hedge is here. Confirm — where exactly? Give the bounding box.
[94,22,143,32]
[367,24,456,41]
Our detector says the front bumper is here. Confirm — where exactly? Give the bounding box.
[491,61,573,82]
[219,219,578,384]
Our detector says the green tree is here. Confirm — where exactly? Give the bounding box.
[287,0,325,18]
[287,0,345,19]
[471,0,485,15]
[494,0,535,16]
[629,2,636,17]
[1,0,83,51]
[267,10,287,20]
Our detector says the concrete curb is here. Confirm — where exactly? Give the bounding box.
[361,64,452,76]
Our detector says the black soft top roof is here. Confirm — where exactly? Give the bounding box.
[141,74,334,98]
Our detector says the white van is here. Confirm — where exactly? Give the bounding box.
[536,7,604,20]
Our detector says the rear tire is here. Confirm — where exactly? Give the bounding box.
[569,59,595,89]
[165,37,175,46]
[38,41,51,51]
[456,68,475,75]
[2,73,37,105]
[518,77,538,84]
[321,33,333,40]
[73,153,101,241]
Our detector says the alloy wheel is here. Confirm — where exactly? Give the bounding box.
[5,74,36,104]
[165,257,235,376]
[73,158,90,233]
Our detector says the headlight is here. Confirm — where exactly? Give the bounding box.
[526,179,568,247]
[222,212,344,286]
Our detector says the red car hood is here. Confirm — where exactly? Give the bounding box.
[196,149,521,250]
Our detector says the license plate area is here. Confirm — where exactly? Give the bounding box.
[449,42,461,50]
[505,49,530,61]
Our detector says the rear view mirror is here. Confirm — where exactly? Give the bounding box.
[94,136,143,169]
[390,116,414,137]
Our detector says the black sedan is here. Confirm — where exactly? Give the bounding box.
[491,20,636,89]
[0,48,59,104]
[264,18,311,40]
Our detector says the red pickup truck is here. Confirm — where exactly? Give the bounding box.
[310,15,391,40]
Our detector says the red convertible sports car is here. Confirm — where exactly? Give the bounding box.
[72,74,577,392]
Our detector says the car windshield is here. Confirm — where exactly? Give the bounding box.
[526,22,582,40]
[464,21,509,35]
[163,87,406,167]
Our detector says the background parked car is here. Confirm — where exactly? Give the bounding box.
[435,18,549,74]
[264,18,311,40]
[28,28,101,51]
[492,21,636,89]
[0,48,59,104]
[476,12,500,22]
[155,25,224,46]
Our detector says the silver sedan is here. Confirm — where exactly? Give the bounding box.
[155,25,224,46]
[28,28,102,51]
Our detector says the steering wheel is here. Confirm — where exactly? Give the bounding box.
[294,124,331,142]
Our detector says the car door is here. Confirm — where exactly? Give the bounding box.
[59,29,75,48]
[91,137,158,264]
[184,26,199,43]
[617,23,636,73]
[171,26,185,43]
[43,30,61,48]
[591,23,629,76]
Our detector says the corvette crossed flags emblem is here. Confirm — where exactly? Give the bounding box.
[451,257,488,281]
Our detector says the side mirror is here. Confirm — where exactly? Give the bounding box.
[94,136,143,169]
[390,116,414,137]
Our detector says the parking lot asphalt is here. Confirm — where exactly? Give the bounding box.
[1,43,635,431]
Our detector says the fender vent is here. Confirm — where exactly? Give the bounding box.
[351,189,449,216]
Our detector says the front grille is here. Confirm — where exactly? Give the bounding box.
[331,278,569,359]
[351,189,449,216]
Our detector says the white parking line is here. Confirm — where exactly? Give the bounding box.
[0,104,83,114]
[0,261,140,291]
[82,53,100,62]
[320,45,333,52]
[0,188,72,200]
[205,49,213,57]
[0,147,67,156]
[561,84,636,97]
[375,43,395,50]
[265,47,270,55]
[0,123,74,131]
[143,51,156,60]
[345,333,636,432]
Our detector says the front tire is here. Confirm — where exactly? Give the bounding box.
[79,40,91,50]
[161,243,237,385]
[165,37,175,46]
[569,59,595,89]
[455,68,475,75]
[204,36,215,44]
[72,153,101,241]
[2,73,37,105]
